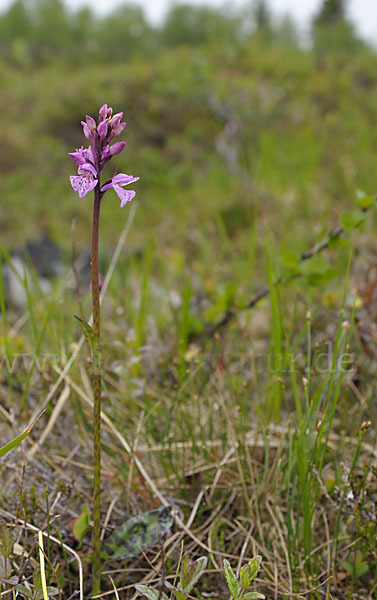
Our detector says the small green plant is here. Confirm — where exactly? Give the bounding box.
[136,554,207,600]
[223,556,265,600]
[135,554,265,600]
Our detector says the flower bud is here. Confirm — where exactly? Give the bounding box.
[81,120,92,139]
[360,421,371,431]
[110,141,126,156]
[98,104,108,121]
[85,115,97,131]
[99,104,113,121]
[111,112,123,128]
[112,121,126,137]
[97,119,108,140]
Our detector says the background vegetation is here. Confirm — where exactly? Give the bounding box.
[1,0,377,598]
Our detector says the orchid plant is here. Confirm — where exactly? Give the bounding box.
[69,104,138,593]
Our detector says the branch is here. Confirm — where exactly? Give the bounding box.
[207,92,275,202]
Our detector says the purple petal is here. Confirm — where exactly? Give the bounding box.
[81,121,92,139]
[112,173,139,186]
[101,173,139,192]
[69,145,96,166]
[100,180,113,192]
[78,163,97,177]
[98,104,108,121]
[97,119,108,140]
[84,145,96,164]
[109,141,126,156]
[68,150,86,166]
[112,121,126,137]
[113,184,136,207]
[70,174,98,198]
[102,144,110,157]
[70,175,80,191]
[111,112,123,128]
[86,115,96,131]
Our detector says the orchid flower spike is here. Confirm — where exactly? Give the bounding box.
[68,104,138,204]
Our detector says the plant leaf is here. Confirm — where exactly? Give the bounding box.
[103,506,173,560]
[240,564,249,588]
[342,560,354,574]
[240,555,263,587]
[356,191,375,209]
[341,210,367,233]
[0,410,45,457]
[356,563,369,577]
[223,559,241,600]
[179,555,208,593]
[36,587,59,600]
[0,524,15,557]
[14,584,33,599]
[71,504,91,541]
[135,585,169,600]
[33,569,42,591]
[239,593,265,599]
[74,315,102,374]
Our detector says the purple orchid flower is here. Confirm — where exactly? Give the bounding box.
[101,173,139,208]
[69,145,95,166]
[69,104,137,204]
[70,163,98,198]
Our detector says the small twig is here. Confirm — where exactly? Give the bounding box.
[207,93,275,202]
[108,575,120,600]
[271,575,332,598]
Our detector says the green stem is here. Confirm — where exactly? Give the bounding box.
[91,184,102,596]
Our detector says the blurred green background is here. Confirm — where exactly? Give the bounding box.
[1,0,376,258]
